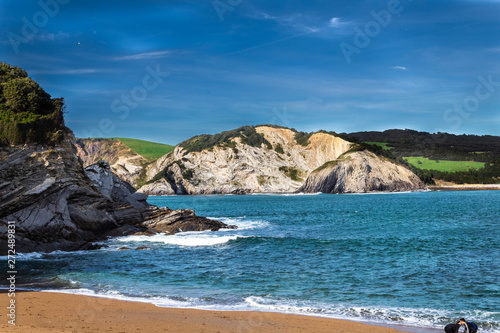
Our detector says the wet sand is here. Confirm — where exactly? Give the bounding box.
[0,291,429,333]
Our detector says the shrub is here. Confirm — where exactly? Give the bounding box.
[182,168,195,180]
[179,126,272,152]
[0,62,65,146]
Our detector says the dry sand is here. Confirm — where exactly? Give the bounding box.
[428,184,500,191]
[0,291,410,333]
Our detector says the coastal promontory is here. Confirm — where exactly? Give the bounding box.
[0,63,234,253]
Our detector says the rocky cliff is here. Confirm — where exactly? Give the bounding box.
[299,150,425,193]
[138,125,424,195]
[0,131,234,253]
[139,126,353,194]
[75,138,147,188]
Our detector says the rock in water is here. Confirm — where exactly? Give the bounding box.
[0,131,235,253]
[299,151,425,194]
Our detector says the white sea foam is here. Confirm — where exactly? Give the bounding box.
[115,233,243,247]
[0,252,45,260]
[43,288,199,308]
[345,190,419,196]
[249,192,321,196]
[281,192,322,196]
[212,217,271,230]
[240,297,499,332]
[37,289,499,333]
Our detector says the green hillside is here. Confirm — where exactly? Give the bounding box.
[348,129,500,185]
[365,142,392,150]
[111,137,174,162]
[404,157,485,172]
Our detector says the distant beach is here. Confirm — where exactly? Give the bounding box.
[428,184,500,191]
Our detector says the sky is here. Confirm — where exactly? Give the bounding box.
[1,0,499,144]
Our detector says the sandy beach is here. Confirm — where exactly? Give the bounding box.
[428,184,500,191]
[0,291,418,333]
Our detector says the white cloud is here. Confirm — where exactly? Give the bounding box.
[114,50,170,61]
[329,17,342,27]
[392,66,407,70]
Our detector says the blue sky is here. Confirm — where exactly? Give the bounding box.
[1,0,499,144]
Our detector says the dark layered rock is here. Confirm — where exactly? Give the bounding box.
[139,208,237,235]
[0,131,235,253]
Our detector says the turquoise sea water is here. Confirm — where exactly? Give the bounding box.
[12,191,500,332]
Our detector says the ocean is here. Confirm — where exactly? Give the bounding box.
[12,191,500,332]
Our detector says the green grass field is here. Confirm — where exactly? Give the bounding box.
[404,156,485,172]
[365,142,392,150]
[112,138,175,162]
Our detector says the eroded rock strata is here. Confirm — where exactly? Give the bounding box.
[299,150,425,194]
[0,131,234,253]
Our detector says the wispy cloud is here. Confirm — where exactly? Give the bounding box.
[329,17,346,28]
[37,31,70,41]
[114,50,171,61]
[253,11,321,33]
[392,66,407,71]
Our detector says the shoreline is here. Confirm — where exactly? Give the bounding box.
[428,184,500,191]
[145,186,500,197]
[0,291,442,333]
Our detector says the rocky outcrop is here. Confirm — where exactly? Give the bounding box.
[138,208,237,235]
[138,178,176,196]
[139,126,354,195]
[84,161,148,209]
[0,131,235,253]
[299,150,425,193]
[75,138,147,188]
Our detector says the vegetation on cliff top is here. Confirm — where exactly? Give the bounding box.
[179,125,358,153]
[110,137,174,162]
[0,62,65,146]
[179,126,272,152]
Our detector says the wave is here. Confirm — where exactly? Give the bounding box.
[249,192,322,196]
[0,251,45,261]
[43,288,193,308]
[281,192,322,196]
[344,191,420,196]
[211,217,271,230]
[36,289,499,333]
[114,233,245,247]
[242,297,499,332]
